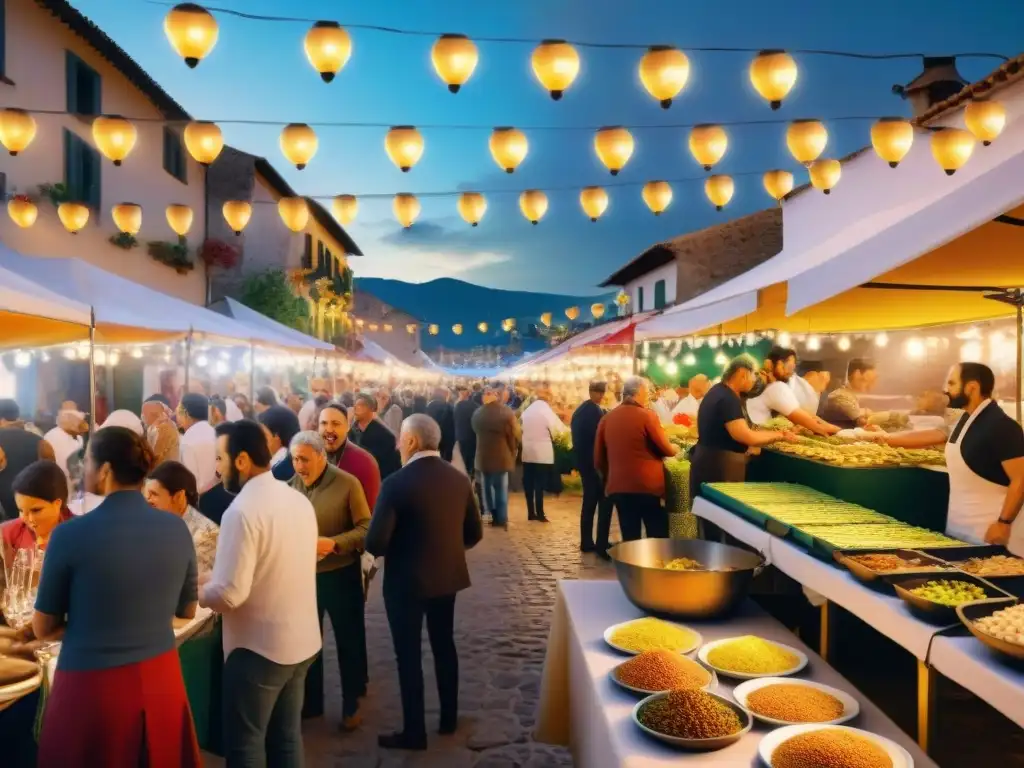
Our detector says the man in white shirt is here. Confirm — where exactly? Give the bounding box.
[201,420,321,766]
[178,393,219,493]
[789,360,830,416]
[43,409,87,482]
[651,387,679,425]
[746,347,842,436]
[673,374,710,420]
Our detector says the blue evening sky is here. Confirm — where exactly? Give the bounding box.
[70,0,1024,294]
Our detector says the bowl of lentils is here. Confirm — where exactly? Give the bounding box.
[611,649,717,695]
[632,689,752,750]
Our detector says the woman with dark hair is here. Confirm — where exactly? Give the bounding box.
[33,426,201,768]
[145,460,219,572]
[1,460,71,571]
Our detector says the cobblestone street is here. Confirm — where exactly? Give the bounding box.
[205,490,605,768]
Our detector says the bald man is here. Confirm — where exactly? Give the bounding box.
[673,375,710,419]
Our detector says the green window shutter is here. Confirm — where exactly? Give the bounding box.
[637,286,644,312]
[86,143,101,209]
[65,52,79,114]
[654,280,666,309]
[63,129,81,200]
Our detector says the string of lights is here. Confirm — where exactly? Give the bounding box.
[146,0,1010,62]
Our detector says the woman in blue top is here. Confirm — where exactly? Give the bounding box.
[33,426,201,768]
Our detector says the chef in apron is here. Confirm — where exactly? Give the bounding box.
[883,363,1024,553]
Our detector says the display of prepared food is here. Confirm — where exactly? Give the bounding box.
[637,689,744,740]
[771,728,894,768]
[844,553,949,574]
[797,523,966,550]
[974,603,1024,646]
[908,579,987,606]
[705,482,833,504]
[768,433,945,468]
[746,683,846,724]
[957,554,1024,577]
[606,618,700,654]
[613,650,711,692]
[705,636,800,675]
[755,504,895,527]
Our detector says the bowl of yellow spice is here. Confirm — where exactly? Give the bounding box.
[698,635,807,680]
[733,678,859,726]
[603,617,702,656]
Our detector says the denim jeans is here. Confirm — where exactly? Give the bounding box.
[482,471,509,525]
[223,647,316,768]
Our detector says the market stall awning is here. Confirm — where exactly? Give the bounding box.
[0,248,318,349]
[0,262,92,347]
[209,297,335,351]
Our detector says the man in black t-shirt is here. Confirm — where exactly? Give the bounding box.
[690,357,793,503]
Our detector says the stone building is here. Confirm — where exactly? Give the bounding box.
[351,292,423,365]
[600,208,783,311]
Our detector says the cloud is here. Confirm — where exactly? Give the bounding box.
[357,245,511,283]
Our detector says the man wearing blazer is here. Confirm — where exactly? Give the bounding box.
[366,414,483,751]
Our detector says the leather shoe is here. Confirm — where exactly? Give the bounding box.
[378,732,427,750]
[581,543,596,553]
[537,515,550,523]
[596,549,612,562]
[438,718,458,735]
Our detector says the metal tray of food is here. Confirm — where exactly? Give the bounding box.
[957,598,1024,661]
[833,548,953,590]
[886,572,1014,625]
[916,545,1024,579]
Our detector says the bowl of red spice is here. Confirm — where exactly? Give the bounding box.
[611,649,717,695]
[632,689,751,750]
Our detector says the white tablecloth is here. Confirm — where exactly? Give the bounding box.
[930,634,1024,730]
[536,580,935,768]
[694,497,939,660]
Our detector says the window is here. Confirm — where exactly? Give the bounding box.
[63,129,101,209]
[162,127,187,183]
[65,51,101,117]
[0,0,7,80]
[301,233,313,269]
[316,240,324,270]
[637,286,644,312]
[654,279,667,309]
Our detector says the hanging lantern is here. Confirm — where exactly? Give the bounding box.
[786,119,828,165]
[7,198,38,228]
[489,127,528,173]
[406,323,417,334]
[594,127,634,175]
[278,196,309,232]
[502,318,516,332]
[431,34,478,93]
[808,159,841,195]
[704,175,735,211]
[519,190,548,225]
[639,46,690,109]
[221,200,252,235]
[383,324,394,333]
[183,121,223,166]
[591,303,606,319]
[57,202,89,234]
[965,100,1006,146]
[428,324,439,336]
[112,203,143,235]
[457,192,487,227]
[385,126,424,172]
[304,21,352,83]
[565,306,580,321]
[642,180,672,215]
[165,204,193,236]
[368,323,379,332]
[332,194,358,225]
[540,312,552,327]
[393,193,421,229]
[762,170,794,203]
[688,124,728,171]
[280,123,318,170]
[0,109,37,156]
[579,186,609,222]
[930,128,975,175]
[870,118,914,168]
[164,3,218,68]
[452,323,463,335]
[531,39,580,100]
[91,116,137,166]
[749,50,797,109]
[477,322,489,333]
[615,291,629,307]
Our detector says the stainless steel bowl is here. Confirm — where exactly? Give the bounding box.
[609,538,765,620]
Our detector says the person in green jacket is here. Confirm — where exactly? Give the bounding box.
[288,430,371,731]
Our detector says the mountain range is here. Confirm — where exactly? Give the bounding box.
[354,277,616,350]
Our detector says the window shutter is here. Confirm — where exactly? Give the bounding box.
[637,286,644,312]
[301,233,313,269]
[63,129,81,200]
[654,280,666,309]
[65,52,79,114]
[86,143,101,209]
[162,127,171,174]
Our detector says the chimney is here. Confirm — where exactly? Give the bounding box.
[892,56,968,118]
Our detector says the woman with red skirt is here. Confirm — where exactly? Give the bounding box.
[32,427,202,767]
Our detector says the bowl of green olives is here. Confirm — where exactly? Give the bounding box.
[888,574,1011,624]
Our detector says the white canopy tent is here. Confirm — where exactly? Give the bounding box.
[209,296,334,352]
[0,262,92,347]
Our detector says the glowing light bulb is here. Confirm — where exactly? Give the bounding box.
[806,335,821,351]
[836,336,851,351]
[683,353,697,366]
[875,332,889,348]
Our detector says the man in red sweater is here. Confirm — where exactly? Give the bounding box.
[594,377,676,541]
[319,402,381,509]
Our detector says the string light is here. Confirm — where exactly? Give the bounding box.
[165,204,193,236]
[786,119,828,165]
[183,121,223,165]
[704,175,735,211]
[763,169,794,203]
[714,351,728,366]
[0,109,36,155]
[92,116,137,166]
[385,126,424,172]
[531,40,580,100]
[874,332,889,348]
[806,335,821,351]
[905,337,926,360]
[870,118,914,168]
[639,46,690,109]
[749,50,798,110]
[332,194,358,224]
[642,181,672,215]
[112,203,143,235]
[222,200,252,235]
[579,186,609,222]
[432,34,479,93]
[683,352,696,366]
[164,3,219,68]
[593,127,634,175]
[689,125,728,171]
[304,21,352,82]
[58,202,89,234]
[7,198,38,228]
[489,127,528,173]
[393,193,421,228]
[280,123,318,170]
[930,128,975,175]
[964,100,1006,146]
[519,190,548,225]
[836,336,851,351]
[808,158,841,194]
[278,196,310,231]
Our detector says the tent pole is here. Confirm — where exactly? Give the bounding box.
[184,328,193,394]
[249,343,256,403]
[1017,301,1022,425]
[88,309,97,432]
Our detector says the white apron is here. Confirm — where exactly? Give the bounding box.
[944,400,1024,555]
